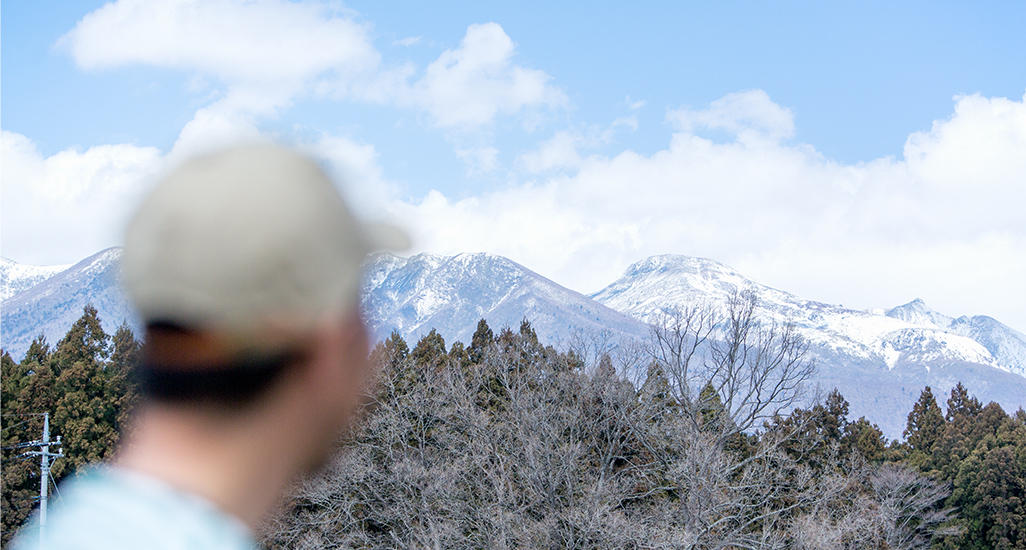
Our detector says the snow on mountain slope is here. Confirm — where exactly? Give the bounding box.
[1,249,139,360]
[3,248,1022,440]
[885,298,954,329]
[1,258,72,300]
[362,252,649,348]
[590,255,1006,374]
[1,249,650,360]
[947,315,1026,377]
[590,255,1026,438]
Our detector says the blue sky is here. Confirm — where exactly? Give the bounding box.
[2,1,1025,331]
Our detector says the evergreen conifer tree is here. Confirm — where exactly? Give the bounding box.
[468,319,494,364]
[904,386,946,473]
[51,306,118,478]
[842,417,887,463]
[411,329,447,370]
[107,322,142,436]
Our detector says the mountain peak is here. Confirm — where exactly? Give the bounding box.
[886,298,953,330]
[624,254,737,278]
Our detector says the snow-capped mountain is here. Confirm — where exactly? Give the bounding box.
[589,255,1026,438]
[2,249,1023,439]
[1,248,140,358]
[362,252,649,346]
[1,258,73,300]
[0,250,650,360]
[888,300,1026,375]
[885,298,953,329]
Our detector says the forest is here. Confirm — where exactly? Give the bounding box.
[3,303,1025,549]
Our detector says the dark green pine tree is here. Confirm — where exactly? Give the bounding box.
[770,389,850,473]
[841,416,887,463]
[411,329,447,370]
[468,319,494,364]
[935,382,985,483]
[946,382,983,423]
[1,350,32,545]
[21,334,51,367]
[638,362,676,424]
[382,330,410,369]
[518,318,538,343]
[50,305,119,479]
[369,330,410,399]
[517,318,543,363]
[819,389,849,443]
[447,340,470,371]
[904,386,946,474]
[697,382,726,432]
[946,404,1026,550]
[51,305,109,375]
[107,321,142,437]
[1,350,25,409]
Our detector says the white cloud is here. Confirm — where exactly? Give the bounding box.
[610,116,638,133]
[0,128,407,266]
[905,92,1026,190]
[58,0,386,163]
[169,102,266,160]
[403,23,566,128]
[14,0,1026,330]
[454,146,500,176]
[300,133,402,219]
[520,131,583,173]
[60,5,564,137]
[1,131,164,264]
[395,91,1026,330]
[669,89,796,144]
[519,117,640,174]
[901,92,1026,238]
[394,36,422,47]
[59,0,378,87]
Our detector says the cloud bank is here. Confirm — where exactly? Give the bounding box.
[393,90,1026,329]
[3,0,1024,331]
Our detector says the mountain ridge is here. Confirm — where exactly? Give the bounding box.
[587,254,1026,437]
[3,249,1024,440]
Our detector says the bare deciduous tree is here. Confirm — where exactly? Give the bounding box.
[264,325,953,550]
[649,290,814,440]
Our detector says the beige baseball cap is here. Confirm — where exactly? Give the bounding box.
[122,144,407,338]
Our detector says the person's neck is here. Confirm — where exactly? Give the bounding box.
[117,401,305,530]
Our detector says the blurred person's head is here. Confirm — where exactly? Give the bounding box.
[121,143,404,469]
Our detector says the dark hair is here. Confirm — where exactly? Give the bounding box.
[138,321,306,406]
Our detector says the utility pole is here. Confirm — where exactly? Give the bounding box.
[13,413,63,550]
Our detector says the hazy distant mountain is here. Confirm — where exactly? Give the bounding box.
[2,249,1024,439]
[589,255,1026,438]
[1,249,139,360]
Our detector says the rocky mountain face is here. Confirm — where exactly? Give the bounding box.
[3,249,1024,440]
